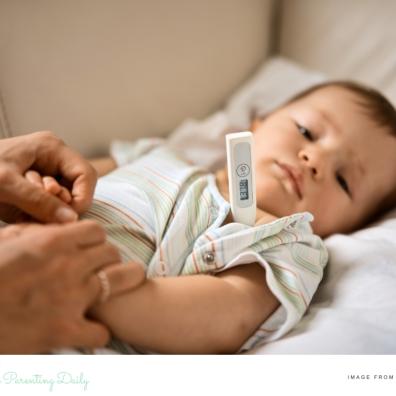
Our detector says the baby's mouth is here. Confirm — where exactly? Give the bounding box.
[274,161,303,200]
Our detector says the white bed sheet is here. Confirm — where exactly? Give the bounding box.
[252,211,396,354]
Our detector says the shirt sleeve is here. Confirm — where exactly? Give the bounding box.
[237,238,327,352]
[184,212,328,352]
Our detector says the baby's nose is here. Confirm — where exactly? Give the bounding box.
[298,150,326,179]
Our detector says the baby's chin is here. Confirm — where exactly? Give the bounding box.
[310,218,346,238]
[309,221,326,238]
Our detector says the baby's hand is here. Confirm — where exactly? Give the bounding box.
[25,170,72,204]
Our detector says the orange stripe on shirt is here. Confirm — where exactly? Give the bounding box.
[143,165,182,188]
[94,199,145,230]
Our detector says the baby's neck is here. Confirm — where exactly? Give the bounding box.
[214,168,230,201]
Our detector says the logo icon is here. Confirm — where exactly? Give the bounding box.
[236,164,250,177]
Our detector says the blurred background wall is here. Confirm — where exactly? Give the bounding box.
[1,0,396,156]
[0,0,275,155]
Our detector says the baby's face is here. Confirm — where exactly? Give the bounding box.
[250,86,396,237]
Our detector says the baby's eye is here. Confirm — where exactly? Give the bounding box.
[336,173,350,195]
[296,123,314,141]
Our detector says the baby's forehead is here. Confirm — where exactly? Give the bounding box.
[290,86,390,131]
[293,85,362,105]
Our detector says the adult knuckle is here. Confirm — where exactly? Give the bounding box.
[34,130,54,142]
[109,267,126,286]
[81,220,106,238]
[37,130,65,148]
[80,219,99,229]
[89,220,105,233]
[105,243,121,261]
[0,167,13,186]
[86,163,97,178]
[35,130,55,140]
[41,231,58,247]
[36,228,63,250]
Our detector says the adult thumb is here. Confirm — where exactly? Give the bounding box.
[74,320,110,349]
[2,174,78,223]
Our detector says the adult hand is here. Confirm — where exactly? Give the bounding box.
[0,131,97,223]
[0,220,145,354]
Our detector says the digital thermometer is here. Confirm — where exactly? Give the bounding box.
[226,131,256,226]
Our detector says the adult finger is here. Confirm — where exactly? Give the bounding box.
[58,186,72,203]
[0,173,78,223]
[0,223,36,239]
[15,221,106,257]
[104,262,146,297]
[42,176,72,203]
[87,262,146,306]
[78,242,121,278]
[28,132,97,215]
[69,171,97,214]
[49,220,107,249]
[25,170,43,187]
[54,147,97,214]
[72,319,110,349]
[43,176,62,195]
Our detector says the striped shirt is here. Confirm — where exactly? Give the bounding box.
[83,139,328,353]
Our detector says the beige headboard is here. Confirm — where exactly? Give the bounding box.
[278,0,396,104]
[0,0,275,155]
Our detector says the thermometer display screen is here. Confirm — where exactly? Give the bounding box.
[239,179,249,200]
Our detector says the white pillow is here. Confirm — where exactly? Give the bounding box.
[167,56,396,354]
[167,56,326,171]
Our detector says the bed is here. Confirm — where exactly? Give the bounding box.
[1,0,396,354]
[165,57,396,354]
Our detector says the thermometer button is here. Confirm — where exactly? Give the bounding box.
[236,163,250,177]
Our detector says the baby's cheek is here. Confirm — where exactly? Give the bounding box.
[309,207,351,237]
[255,177,295,217]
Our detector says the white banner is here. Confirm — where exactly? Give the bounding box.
[0,355,395,395]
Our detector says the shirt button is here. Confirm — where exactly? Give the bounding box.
[203,251,215,263]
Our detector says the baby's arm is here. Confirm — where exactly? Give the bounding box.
[89,157,117,177]
[25,171,280,353]
[25,158,116,198]
[90,263,279,354]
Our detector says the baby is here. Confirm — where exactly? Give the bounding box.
[27,81,396,354]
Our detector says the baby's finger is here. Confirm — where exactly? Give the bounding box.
[58,186,72,203]
[1,174,78,223]
[43,176,62,195]
[25,170,43,187]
